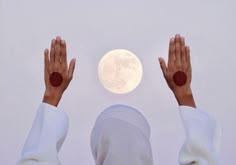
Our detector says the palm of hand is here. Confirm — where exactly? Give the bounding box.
[43,36,76,106]
[159,34,192,98]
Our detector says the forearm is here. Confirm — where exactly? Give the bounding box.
[17,103,68,165]
[42,90,63,107]
[174,88,196,108]
[178,106,221,165]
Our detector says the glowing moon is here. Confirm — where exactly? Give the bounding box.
[98,49,143,94]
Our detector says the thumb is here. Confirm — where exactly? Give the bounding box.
[68,58,76,81]
[44,49,50,83]
[158,57,167,77]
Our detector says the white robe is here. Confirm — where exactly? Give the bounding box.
[17,103,221,165]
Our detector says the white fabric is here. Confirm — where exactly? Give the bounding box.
[17,103,221,165]
[17,103,69,165]
[178,106,221,165]
[90,105,153,165]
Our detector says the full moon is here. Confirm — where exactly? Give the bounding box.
[98,49,143,94]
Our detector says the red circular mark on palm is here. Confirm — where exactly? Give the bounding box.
[50,72,63,87]
[173,71,187,86]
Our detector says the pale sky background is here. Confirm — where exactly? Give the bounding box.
[0,0,236,164]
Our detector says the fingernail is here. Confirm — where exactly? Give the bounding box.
[176,34,180,38]
[61,40,65,45]
[44,49,48,54]
[56,36,61,41]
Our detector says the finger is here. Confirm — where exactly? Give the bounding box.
[158,57,167,77]
[61,40,67,65]
[44,49,50,71]
[50,39,56,64]
[175,34,181,65]
[180,37,186,64]
[168,38,175,67]
[186,46,192,77]
[68,58,76,81]
[44,49,50,82]
[185,46,191,70]
[55,36,61,64]
[186,46,191,67]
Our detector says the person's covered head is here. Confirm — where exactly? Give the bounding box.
[90,104,153,165]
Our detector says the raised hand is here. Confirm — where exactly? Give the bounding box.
[43,36,76,107]
[158,34,196,108]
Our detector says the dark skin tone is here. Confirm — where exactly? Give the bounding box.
[159,34,196,108]
[43,36,76,107]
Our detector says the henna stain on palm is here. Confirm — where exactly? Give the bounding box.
[50,72,63,87]
[173,71,187,86]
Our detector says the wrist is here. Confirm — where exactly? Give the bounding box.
[174,88,196,108]
[42,90,63,107]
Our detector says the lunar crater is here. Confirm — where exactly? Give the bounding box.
[98,49,143,94]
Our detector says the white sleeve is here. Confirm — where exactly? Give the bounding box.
[17,103,69,165]
[178,106,221,165]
